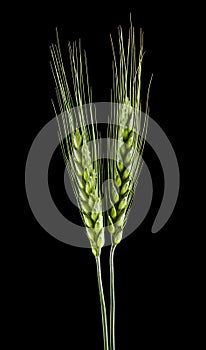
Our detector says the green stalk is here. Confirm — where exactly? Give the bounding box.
[110,244,116,350]
[96,256,109,350]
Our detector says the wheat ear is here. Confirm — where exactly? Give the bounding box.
[50,33,109,350]
[108,22,152,350]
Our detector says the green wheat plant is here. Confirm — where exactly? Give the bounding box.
[107,24,152,349]
[50,36,108,349]
[50,20,151,350]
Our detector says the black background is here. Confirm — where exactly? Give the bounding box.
[21,1,187,348]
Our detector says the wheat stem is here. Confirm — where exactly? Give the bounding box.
[96,256,109,350]
[110,244,116,350]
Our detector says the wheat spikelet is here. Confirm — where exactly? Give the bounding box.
[50,33,104,258]
[107,22,152,246]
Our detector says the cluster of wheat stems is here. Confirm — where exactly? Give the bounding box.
[50,21,152,350]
